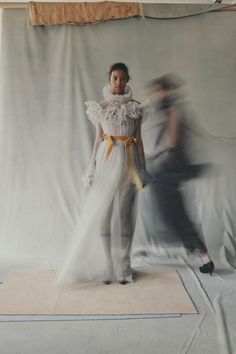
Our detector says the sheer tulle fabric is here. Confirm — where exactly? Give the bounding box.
[58,141,135,283]
[57,85,143,284]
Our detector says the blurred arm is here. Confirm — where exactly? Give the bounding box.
[164,107,181,150]
[134,119,146,170]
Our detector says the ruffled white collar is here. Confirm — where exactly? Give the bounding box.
[103,84,133,103]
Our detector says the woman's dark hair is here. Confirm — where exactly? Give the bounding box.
[108,63,130,80]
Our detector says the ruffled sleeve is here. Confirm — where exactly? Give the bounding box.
[84,101,103,126]
[139,101,150,123]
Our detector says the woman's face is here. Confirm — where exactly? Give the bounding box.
[110,70,129,95]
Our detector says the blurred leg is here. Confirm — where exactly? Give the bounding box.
[155,181,207,254]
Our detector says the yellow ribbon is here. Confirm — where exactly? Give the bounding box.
[103,134,143,191]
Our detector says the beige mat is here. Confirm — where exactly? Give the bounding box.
[0,270,197,315]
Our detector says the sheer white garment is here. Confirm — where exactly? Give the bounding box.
[85,85,144,136]
[57,85,147,284]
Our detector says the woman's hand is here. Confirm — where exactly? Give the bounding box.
[81,167,95,188]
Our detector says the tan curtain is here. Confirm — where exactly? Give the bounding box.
[28,2,141,26]
[28,2,236,26]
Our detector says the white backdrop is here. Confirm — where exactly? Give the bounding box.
[0,7,236,271]
[1,1,236,63]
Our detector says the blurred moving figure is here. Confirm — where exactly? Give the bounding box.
[146,74,215,275]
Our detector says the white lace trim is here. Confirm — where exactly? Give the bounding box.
[103,84,133,103]
[85,85,148,126]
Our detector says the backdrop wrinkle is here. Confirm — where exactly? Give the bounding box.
[0,9,236,269]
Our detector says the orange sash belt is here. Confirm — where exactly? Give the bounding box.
[103,134,143,191]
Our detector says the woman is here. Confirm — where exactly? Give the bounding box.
[59,63,148,285]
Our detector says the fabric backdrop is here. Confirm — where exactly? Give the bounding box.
[0,8,236,270]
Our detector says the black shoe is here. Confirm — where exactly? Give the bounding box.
[119,279,128,285]
[103,267,113,285]
[199,261,215,276]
